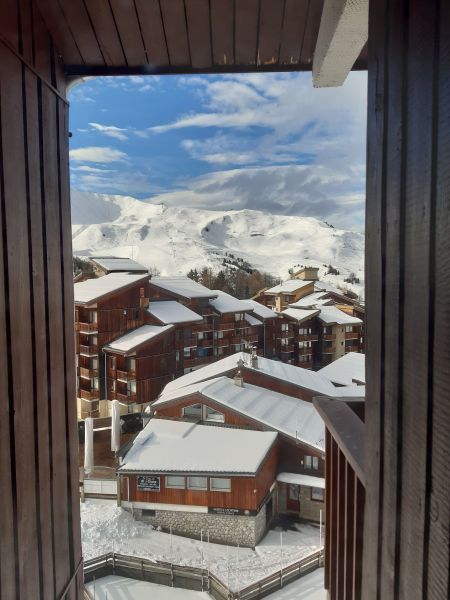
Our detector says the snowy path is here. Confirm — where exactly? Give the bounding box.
[81,500,322,591]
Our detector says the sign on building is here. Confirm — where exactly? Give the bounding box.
[137,475,160,491]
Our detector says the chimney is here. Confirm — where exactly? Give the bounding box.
[251,347,258,369]
[234,357,245,387]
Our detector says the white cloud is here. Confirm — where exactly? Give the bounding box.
[69,146,127,163]
[72,165,115,174]
[89,122,129,140]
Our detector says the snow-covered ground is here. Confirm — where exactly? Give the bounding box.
[85,571,326,600]
[81,500,321,592]
[71,190,364,294]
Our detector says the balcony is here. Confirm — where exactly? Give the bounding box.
[79,344,98,356]
[114,392,137,404]
[182,337,197,348]
[77,321,98,333]
[184,355,214,368]
[196,338,214,348]
[192,323,214,333]
[298,347,313,356]
[77,366,98,378]
[323,334,336,341]
[243,333,259,343]
[322,346,336,354]
[216,338,230,347]
[280,344,295,353]
[298,334,319,342]
[345,332,360,340]
[215,322,236,332]
[79,389,99,400]
[116,369,136,381]
[345,345,360,353]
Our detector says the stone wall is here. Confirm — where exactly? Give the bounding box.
[299,487,324,522]
[130,503,268,547]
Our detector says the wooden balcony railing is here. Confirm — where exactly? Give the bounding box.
[79,344,98,356]
[345,332,360,340]
[182,337,197,348]
[77,322,98,333]
[243,333,259,343]
[77,366,99,378]
[298,347,313,356]
[192,323,214,333]
[345,346,360,353]
[115,392,137,404]
[323,334,336,341]
[116,369,136,381]
[323,346,336,354]
[280,344,295,353]
[79,389,99,400]
[298,334,319,342]
[196,338,214,348]
[214,322,235,332]
[215,338,230,347]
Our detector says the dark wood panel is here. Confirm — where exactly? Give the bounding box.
[210,0,234,66]
[299,0,323,67]
[35,0,83,64]
[0,0,20,51]
[19,0,34,63]
[109,0,146,66]
[84,0,126,65]
[235,0,258,66]
[160,0,191,66]
[257,0,285,65]
[279,0,309,65]
[185,0,212,68]
[57,0,104,64]
[134,0,169,67]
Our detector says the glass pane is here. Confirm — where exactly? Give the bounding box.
[210,478,231,491]
[188,476,207,489]
[183,404,202,417]
[205,406,224,422]
[166,476,185,489]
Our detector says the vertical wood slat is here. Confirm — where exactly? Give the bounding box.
[159,0,191,66]
[56,0,104,65]
[185,0,212,69]
[344,462,355,599]
[235,0,259,66]
[329,437,338,599]
[336,450,345,598]
[134,0,169,67]
[108,0,146,66]
[427,1,450,597]
[83,0,126,66]
[210,0,234,65]
[34,0,83,64]
[278,0,309,65]
[299,0,323,66]
[257,0,285,65]
[324,429,331,590]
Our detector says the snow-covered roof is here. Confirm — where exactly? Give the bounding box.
[245,313,263,327]
[277,472,325,489]
[289,292,332,308]
[265,280,313,295]
[74,273,149,305]
[147,301,202,325]
[281,308,320,323]
[153,376,325,452]
[90,257,148,273]
[314,281,347,296]
[104,324,173,354]
[318,305,363,325]
[119,418,277,475]
[319,352,366,386]
[150,276,217,299]
[161,352,339,398]
[245,300,278,320]
[209,290,254,314]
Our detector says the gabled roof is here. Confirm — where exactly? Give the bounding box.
[209,290,254,314]
[245,300,278,320]
[289,292,333,308]
[281,308,320,324]
[153,376,325,452]
[119,418,277,475]
[319,352,366,386]
[265,279,313,295]
[74,273,149,305]
[104,324,173,355]
[245,313,263,327]
[147,301,202,325]
[149,276,217,300]
[90,256,148,273]
[318,305,363,325]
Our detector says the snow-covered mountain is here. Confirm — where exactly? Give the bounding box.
[71,190,364,296]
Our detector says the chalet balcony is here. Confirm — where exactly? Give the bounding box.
[345,332,360,340]
[243,333,259,343]
[216,338,230,347]
[196,338,214,348]
[192,323,214,333]
[298,334,319,342]
[77,322,98,333]
[215,322,236,332]
[298,347,313,356]
[280,344,295,353]
[79,389,100,401]
[116,369,136,381]
[77,366,99,378]
[114,392,137,404]
[323,334,337,341]
[323,346,336,354]
[184,355,214,368]
[79,344,99,356]
[182,337,197,348]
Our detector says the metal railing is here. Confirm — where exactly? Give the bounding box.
[83,549,324,599]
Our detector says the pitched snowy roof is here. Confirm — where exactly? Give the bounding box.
[150,276,217,299]
[314,281,347,296]
[119,418,277,475]
[104,324,173,354]
[265,279,313,295]
[318,305,363,325]
[245,313,263,327]
[147,301,202,325]
[90,257,148,273]
[153,376,325,452]
[281,308,320,323]
[245,300,278,320]
[289,292,332,308]
[319,352,366,386]
[277,472,325,489]
[209,290,254,314]
[74,273,149,305]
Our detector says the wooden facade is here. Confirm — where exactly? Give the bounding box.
[0,3,82,598]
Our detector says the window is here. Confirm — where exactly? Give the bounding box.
[235,312,244,321]
[304,456,312,469]
[311,487,324,502]
[184,347,191,358]
[204,406,225,422]
[217,330,224,339]
[128,380,136,394]
[127,357,136,371]
[187,476,207,490]
[183,404,202,418]
[281,323,289,332]
[210,478,231,492]
[313,457,319,470]
[197,331,204,340]
[166,476,185,489]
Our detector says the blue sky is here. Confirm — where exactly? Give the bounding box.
[69,72,367,230]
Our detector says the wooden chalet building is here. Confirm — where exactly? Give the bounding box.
[118,419,278,546]
[88,256,148,277]
[1,1,449,599]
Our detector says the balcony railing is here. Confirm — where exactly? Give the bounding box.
[322,346,336,354]
[298,347,313,356]
[79,389,99,400]
[280,344,295,353]
[182,337,197,348]
[243,334,259,343]
[298,334,319,342]
[114,392,137,404]
[345,332,360,340]
[77,322,98,333]
[215,338,230,347]
[345,346,360,353]
[79,344,98,356]
[116,369,136,381]
[323,334,336,341]
[192,323,214,333]
[77,366,99,378]
[196,338,214,348]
